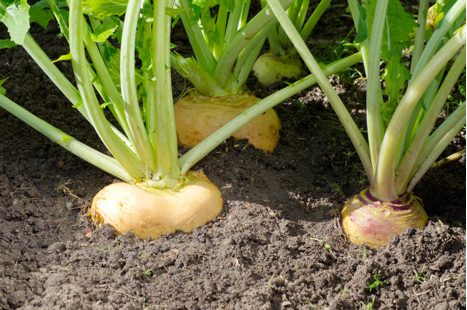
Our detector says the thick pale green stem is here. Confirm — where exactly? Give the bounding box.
[152,0,181,183]
[179,52,363,174]
[22,32,134,153]
[171,55,227,95]
[266,0,373,181]
[22,35,81,110]
[268,23,287,56]
[120,0,156,171]
[407,102,466,192]
[0,94,132,183]
[294,0,309,31]
[268,0,330,57]
[347,0,370,78]
[233,22,274,85]
[299,0,330,42]
[371,26,466,200]
[214,3,228,58]
[401,1,466,158]
[224,0,244,47]
[395,48,466,194]
[410,0,429,74]
[411,0,466,81]
[366,0,388,173]
[69,0,144,180]
[178,0,217,72]
[83,30,131,139]
[233,34,268,90]
[141,23,157,155]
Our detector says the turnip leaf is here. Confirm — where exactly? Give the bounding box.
[0,0,30,45]
[0,39,16,49]
[90,18,119,42]
[29,0,54,29]
[83,0,128,19]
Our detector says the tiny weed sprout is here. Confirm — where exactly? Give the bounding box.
[253,0,331,85]
[142,267,153,279]
[308,237,332,251]
[359,297,375,310]
[171,0,362,152]
[98,240,122,252]
[267,0,466,247]
[414,264,427,284]
[366,272,386,292]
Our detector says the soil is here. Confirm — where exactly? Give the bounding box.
[0,2,465,310]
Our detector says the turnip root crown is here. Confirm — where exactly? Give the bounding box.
[89,172,223,239]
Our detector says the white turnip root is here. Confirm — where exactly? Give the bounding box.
[89,171,223,239]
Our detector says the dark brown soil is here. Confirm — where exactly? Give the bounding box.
[0,3,465,310]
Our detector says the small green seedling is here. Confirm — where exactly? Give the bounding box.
[329,182,345,199]
[307,298,318,309]
[267,274,284,287]
[142,297,149,309]
[267,274,275,287]
[307,237,332,251]
[366,272,386,292]
[98,240,121,253]
[142,267,153,279]
[292,264,302,271]
[359,297,375,310]
[344,150,357,166]
[414,264,427,284]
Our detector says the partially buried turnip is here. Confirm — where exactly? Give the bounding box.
[89,171,223,239]
[341,188,428,248]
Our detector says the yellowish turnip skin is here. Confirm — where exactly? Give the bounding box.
[341,190,428,248]
[252,51,303,85]
[89,172,223,239]
[174,93,282,153]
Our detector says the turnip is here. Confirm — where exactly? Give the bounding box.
[89,172,222,239]
[252,0,331,85]
[267,0,466,247]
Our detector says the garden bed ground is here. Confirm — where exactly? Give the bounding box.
[0,2,465,309]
